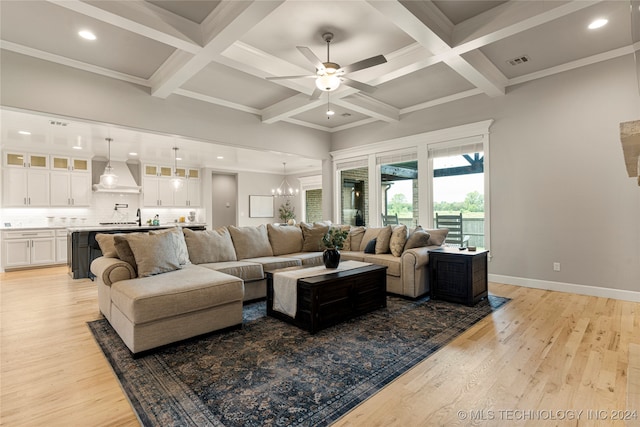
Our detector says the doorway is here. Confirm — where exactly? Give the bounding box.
[211,173,237,228]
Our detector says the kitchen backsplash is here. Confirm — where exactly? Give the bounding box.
[0,192,204,228]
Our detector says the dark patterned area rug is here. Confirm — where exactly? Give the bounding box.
[89,294,509,427]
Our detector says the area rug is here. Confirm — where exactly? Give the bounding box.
[89,294,509,427]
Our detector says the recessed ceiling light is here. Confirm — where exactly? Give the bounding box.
[78,30,96,40]
[326,109,335,116]
[588,18,608,30]
[72,146,82,150]
[129,152,138,156]
[18,130,31,135]
[176,157,182,161]
[217,156,224,160]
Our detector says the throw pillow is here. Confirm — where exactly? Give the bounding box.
[359,227,386,252]
[113,233,143,274]
[125,232,181,277]
[389,225,408,257]
[364,238,377,254]
[345,226,365,251]
[150,227,190,265]
[375,225,393,254]
[183,227,237,264]
[267,223,303,255]
[300,222,329,252]
[404,230,431,250]
[425,228,449,246]
[228,224,273,259]
[95,233,119,257]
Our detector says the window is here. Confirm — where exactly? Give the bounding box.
[379,158,419,228]
[337,160,368,226]
[430,142,485,248]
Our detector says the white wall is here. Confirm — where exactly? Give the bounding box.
[0,50,331,162]
[333,55,640,294]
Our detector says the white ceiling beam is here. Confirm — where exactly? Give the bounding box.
[452,0,602,54]
[47,0,202,53]
[174,89,261,116]
[150,1,284,98]
[333,94,399,123]
[261,94,324,124]
[367,0,506,97]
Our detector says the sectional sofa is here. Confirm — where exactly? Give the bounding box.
[90,222,448,353]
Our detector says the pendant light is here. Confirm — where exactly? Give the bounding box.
[99,137,118,188]
[171,147,184,190]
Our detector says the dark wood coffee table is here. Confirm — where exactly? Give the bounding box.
[266,264,387,334]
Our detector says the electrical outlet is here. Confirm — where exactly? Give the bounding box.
[553,262,561,272]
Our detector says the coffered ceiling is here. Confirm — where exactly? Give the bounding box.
[0,0,636,171]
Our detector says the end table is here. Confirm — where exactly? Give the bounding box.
[429,247,489,306]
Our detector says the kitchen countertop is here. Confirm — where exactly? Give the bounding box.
[66,223,208,232]
[1,223,207,232]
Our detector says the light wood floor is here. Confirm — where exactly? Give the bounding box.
[1,266,638,426]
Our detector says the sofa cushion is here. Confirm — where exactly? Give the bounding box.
[242,256,302,272]
[199,261,264,282]
[404,230,431,250]
[425,228,449,246]
[339,251,366,262]
[300,222,329,252]
[95,233,119,257]
[359,227,387,252]
[390,225,408,257]
[344,226,365,251]
[114,233,145,275]
[375,225,393,254]
[363,253,401,277]
[125,232,182,277]
[150,226,190,265]
[287,252,323,266]
[184,228,237,264]
[110,265,243,324]
[228,225,274,259]
[267,224,303,255]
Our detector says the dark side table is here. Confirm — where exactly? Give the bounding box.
[429,247,489,306]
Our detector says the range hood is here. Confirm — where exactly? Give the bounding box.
[92,161,142,193]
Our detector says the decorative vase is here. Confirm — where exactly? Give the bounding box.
[323,248,340,269]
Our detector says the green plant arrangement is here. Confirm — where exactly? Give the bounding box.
[278,199,296,223]
[322,228,348,249]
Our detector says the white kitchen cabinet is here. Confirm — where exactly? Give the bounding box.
[143,176,174,207]
[2,230,56,269]
[4,151,48,169]
[50,172,91,206]
[51,155,90,172]
[2,168,50,207]
[56,230,68,263]
[174,178,201,207]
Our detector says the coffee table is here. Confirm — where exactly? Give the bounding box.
[266,263,387,334]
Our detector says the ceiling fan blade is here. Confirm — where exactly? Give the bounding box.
[266,75,315,80]
[297,46,324,70]
[341,77,378,93]
[340,55,387,74]
[309,87,323,100]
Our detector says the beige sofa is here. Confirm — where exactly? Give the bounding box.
[90,223,448,353]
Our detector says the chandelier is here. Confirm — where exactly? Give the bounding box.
[272,162,299,197]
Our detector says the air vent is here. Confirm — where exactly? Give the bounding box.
[49,120,69,126]
[507,55,530,66]
[341,113,352,117]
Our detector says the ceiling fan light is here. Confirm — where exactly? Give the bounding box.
[315,74,341,92]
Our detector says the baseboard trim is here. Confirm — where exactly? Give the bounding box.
[488,274,640,303]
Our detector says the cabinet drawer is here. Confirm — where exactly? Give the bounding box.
[3,230,55,239]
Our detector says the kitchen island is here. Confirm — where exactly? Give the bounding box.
[68,223,206,279]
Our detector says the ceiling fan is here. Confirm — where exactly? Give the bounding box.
[266,32,387,100]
